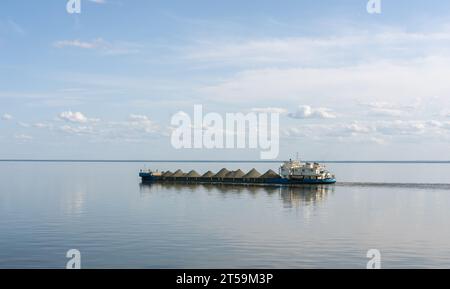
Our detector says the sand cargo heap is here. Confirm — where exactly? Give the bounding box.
[139,160,336,185]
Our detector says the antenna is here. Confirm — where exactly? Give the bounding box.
[296,152,299,161]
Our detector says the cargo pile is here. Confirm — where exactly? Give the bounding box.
[152,168,282,183]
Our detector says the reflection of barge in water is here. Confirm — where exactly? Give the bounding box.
[139,182,334,208]
[139,160,336,185]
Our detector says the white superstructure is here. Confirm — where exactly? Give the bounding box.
[279,159,335,180]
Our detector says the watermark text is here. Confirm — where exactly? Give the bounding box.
[171,105,279,160]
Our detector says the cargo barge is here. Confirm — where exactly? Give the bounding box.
[139,160,336,185]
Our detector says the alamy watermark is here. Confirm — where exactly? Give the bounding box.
[367,0,382,14]
[66,0,81,14]
[66,1,382,15]
[170,105,280,160]
[366,249,381,269]
[66,249,81,269]
[62,248,381,268]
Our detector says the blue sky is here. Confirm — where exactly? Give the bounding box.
[1,0,450,160]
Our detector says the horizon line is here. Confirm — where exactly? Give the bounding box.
[0,159,449,164]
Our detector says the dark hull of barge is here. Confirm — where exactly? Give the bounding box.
[139,173,336,185]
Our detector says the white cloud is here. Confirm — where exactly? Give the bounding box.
[369,108,406,117]
[200,57,450,119]
[282,127,308,138]
[1,113,12,121]
[58,111,98,123]
[88,0,107,4]
[60,125,94,135]
[195,26,450,121]
[288,105,336,119]
[129,114,150,122]
[185,28,450,68]
[282,119,450,142]
[8,20,25,35]
[362,101,413,117]
[27,113,164,142]
[376,120,427,136]
[53,38,105,49]
[53,38,141,55]
[128,114,160,133]
[343,122,375,134]
[0,19,25,36]
[33,122,53,129]
[14,134,32,141]
[250,107,287,114]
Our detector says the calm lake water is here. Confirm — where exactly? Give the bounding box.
[1,162,450,268]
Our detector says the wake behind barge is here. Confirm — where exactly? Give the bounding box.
[139,160,336,185]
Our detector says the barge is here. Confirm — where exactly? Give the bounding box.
[139,160,336,185]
